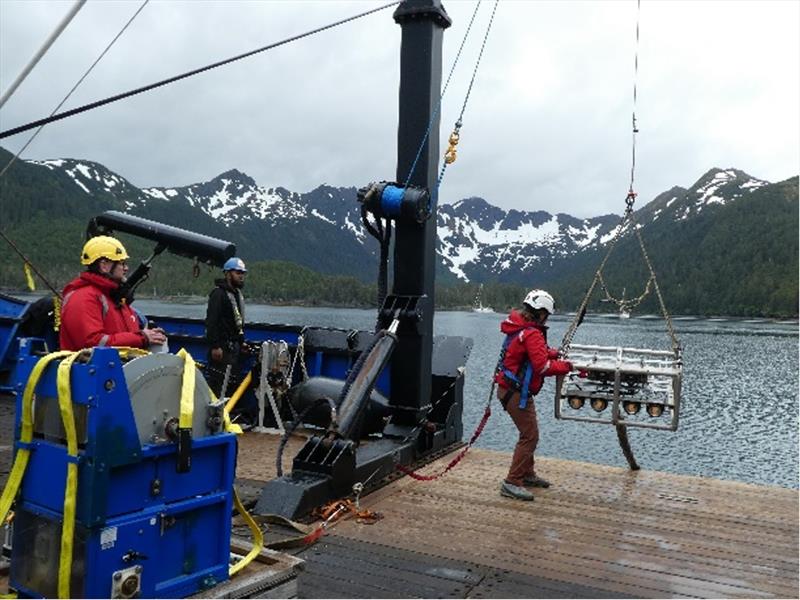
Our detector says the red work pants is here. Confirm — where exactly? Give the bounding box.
[498,388,539,486]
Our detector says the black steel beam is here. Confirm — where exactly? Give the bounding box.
[389,0,451,426]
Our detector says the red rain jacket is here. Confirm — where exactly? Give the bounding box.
[494,310,572,397]
[59,272,146,351]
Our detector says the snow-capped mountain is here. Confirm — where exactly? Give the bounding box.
[20,154,777,283]
[636,168,769,224]
[437,198,621,282]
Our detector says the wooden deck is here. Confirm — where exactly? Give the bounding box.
[1,401,797,598]
[234,431,798,599]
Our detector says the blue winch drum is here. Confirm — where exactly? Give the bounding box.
[380,185,405,217]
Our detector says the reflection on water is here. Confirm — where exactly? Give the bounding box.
[139,300,799,489]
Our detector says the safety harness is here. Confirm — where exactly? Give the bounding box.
[496,326,537,409]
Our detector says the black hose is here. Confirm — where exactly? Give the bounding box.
[361,206,392,331]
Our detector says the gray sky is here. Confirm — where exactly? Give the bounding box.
[0,0,797,218]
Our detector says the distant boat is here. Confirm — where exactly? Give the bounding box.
[472,284,494,313]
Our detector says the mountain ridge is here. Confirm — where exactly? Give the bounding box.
[1,146,797,316]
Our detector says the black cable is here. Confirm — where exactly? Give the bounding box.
[0,0,149,178]
[0,1,400,140]
[360,205,392,331]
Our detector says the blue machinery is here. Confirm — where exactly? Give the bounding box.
[3,342,236,598]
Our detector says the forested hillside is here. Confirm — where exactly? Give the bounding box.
[0,147,796,317]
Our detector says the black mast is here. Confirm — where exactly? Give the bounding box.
[256,0,469,520]
[388,0,451,426]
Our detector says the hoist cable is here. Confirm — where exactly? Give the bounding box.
[628,0,640,195]
[629,213,680,355]
[0,0,87,109]
[560,214,630,355]
[435,0,499,196]
[402,0,484,190]
[0,1,400,140]
[0,0,150,180]
[561,0,678,358]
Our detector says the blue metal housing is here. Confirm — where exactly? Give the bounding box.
[8,342,236,598]
[152,315,392,399]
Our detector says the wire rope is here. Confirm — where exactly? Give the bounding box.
[402,0,484,190]
[628,0,640,196]
[0,1,400,140]
[0,0,150,179]
[560,0,680,358]
[0,0,87,109]
[435,0,499,196]
[0,0,149,297]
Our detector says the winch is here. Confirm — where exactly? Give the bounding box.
[4,340,236,598]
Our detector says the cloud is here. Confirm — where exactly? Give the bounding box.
[1,0,797,218]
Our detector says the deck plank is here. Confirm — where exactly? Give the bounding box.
[324,448,798,599]
[1,401,796,599]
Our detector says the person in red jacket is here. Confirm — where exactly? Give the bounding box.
[59,236,166,351]
[494,289,572,501]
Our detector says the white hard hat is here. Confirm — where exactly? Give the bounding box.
[523,289,555,314]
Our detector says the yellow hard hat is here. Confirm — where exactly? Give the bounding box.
[80,235,129,265]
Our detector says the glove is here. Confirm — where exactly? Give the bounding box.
[577,369,589,379]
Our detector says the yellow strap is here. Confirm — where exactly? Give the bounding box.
[229,487,264,577]
[0,351,73,525]
[224,370,253,414]
[23,262,35,291]
[113,346,150,360]
[56,351,81,599]
[176,348,195,429]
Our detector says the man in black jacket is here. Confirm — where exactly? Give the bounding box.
[205,257,247,399]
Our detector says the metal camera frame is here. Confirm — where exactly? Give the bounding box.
[555,343,682,431]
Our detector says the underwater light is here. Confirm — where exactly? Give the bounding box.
[623,401,641,415]
[646,403,664,417]
[567,396,585,410]
[590,398,608,412]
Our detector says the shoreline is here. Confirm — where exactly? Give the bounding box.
[2,288,798,321]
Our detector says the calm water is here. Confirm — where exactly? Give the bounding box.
[137,300,799,489]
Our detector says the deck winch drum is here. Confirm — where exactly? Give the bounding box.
[7,344,236,598]
[357,182,431,223]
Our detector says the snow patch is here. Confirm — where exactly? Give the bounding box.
[73,163,94,180]
[311,209,335,225]
[72,177,90,194]
[143,188,169,200]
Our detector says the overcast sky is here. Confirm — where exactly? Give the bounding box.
[0,0,797,218]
